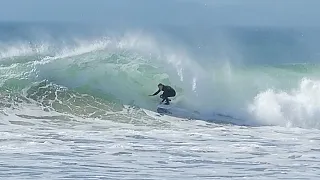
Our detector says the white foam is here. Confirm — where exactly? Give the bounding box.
[248,78,320,128]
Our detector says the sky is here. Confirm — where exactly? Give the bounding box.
[0,0,319,27]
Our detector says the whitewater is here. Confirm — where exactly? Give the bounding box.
[1,22,320,179]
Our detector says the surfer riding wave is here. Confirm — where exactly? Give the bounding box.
[149,83,176,105]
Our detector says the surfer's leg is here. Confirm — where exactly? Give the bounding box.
[165,90,175,103]
[161,92,170,105]
[159,94,166,104]
[162,90,175,105]
[164,97,170,105]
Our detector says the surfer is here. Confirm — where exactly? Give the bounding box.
[149,83,176,105]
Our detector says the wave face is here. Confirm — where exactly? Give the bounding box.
[1,23,320,128]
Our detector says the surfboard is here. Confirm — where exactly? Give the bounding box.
[156,104,201,120]
[156,104,173,114]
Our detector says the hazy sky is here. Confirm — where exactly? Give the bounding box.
[0,0,319,27]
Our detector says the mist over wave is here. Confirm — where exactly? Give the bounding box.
[1,23,320,128]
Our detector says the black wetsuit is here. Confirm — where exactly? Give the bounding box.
[152,85,176,104]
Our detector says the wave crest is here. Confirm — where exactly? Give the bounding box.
[249,78,320,128]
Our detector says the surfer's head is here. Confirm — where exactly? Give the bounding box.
[158,83,164,90]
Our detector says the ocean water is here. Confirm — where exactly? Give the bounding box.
[1,22,320,179]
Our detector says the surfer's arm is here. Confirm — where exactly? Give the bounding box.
[153,89,160,95]
[150,89,160,96]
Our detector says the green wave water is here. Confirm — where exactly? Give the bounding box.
[1,26,320,128]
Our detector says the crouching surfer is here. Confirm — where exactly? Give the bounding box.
[149,83,176,105]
